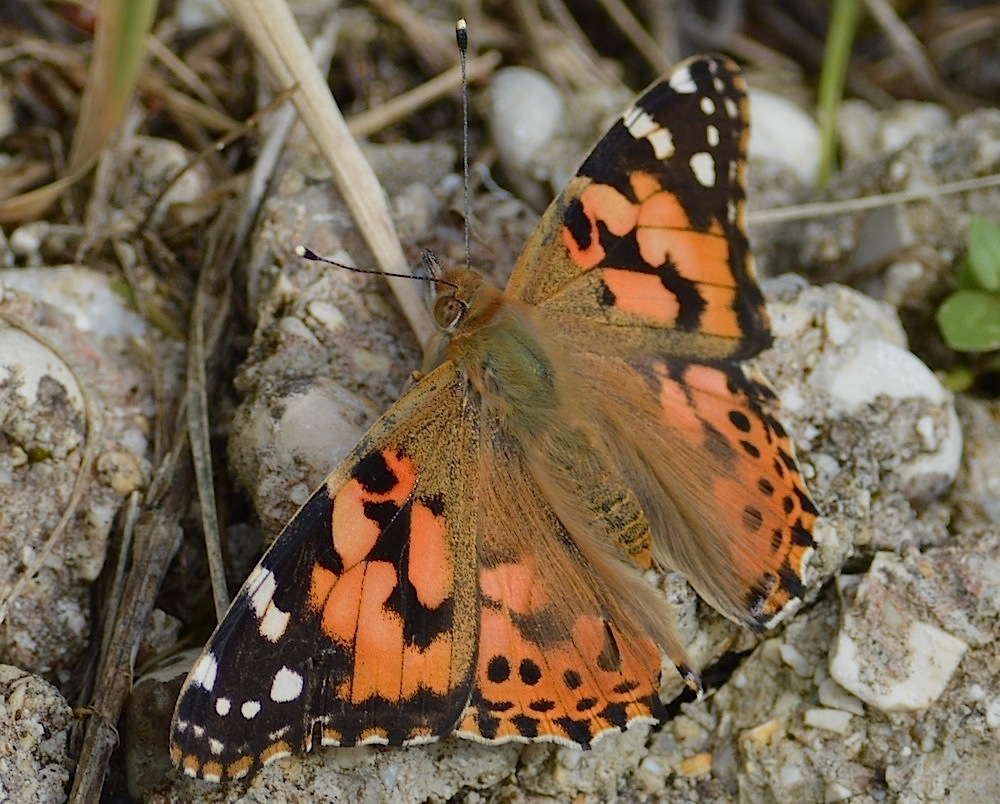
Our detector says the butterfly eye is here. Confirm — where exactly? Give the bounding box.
[434,295,467,333]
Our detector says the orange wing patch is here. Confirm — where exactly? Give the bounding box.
[557,171,745,340]
[171,363,481,780]
[644,358,817,631]
[456,558,663,746]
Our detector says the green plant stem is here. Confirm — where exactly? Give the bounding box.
[817,0,864,186]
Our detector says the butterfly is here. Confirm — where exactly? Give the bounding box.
[170,54,817,782]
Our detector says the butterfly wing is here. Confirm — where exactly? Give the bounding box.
[639,358,817,630]
[507,56,768,363]
[567,351,818,632]
[500,57,817,633]
[170,362,481,781]
[170,358,671,779]
[171,54,819,782]
[454,405,667,747]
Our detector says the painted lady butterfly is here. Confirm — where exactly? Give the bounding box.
[170,54,817,782]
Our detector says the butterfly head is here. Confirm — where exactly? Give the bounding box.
[421,250,492,336]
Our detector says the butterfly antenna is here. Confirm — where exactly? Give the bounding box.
[296,246,458,291]
[456,19,472,271]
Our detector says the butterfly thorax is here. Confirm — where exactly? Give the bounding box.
[423,266,566,438]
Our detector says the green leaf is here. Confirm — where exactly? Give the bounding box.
[936,290,1000,351]
[956,257,979,290]
[941,366,975,393]
[966,217,1000,292]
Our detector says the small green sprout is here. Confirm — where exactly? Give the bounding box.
[936,217,1000,353]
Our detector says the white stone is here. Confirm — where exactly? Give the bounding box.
[986,697,1000,729]
[0,327,84,414]
[307,300,347,332]
[877,101,952,154]
[489,67,564,174]
[826,781,855,803]
[817,677,865,715]
[830,558,968,712]
[747,88,821,187]
[825,337,963,488]
[779,642,812,678]
[803,707,853,734]
[8,222,49,257]
[827,338,946,410]
[1,266,147,339]
[267,382,372,490]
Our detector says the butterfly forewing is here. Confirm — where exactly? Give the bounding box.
[500,55,817,634]
[170,363,481,781]
[508,56,768,363]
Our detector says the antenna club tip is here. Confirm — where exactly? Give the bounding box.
[455,18,467,48]
[295,245,315,259]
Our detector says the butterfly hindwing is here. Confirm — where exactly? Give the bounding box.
[640,357,818,630]
[570,352,818,633]
[454,408,667,746]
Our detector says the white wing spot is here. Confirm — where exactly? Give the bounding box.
[215,697,232,717]
[259,603,291,642]
[202,768,222,783]
[241,700,262,720]
[700,96,716,115]
[192,725,205,738]
[270,666,304,703]
[725,98,739,118]
[669,66,696,94]
[706,124,720,147]
[690,152,716,187]
[247,565,292,642]
[209,738,225,756]
[623,106,675,160]
[191,653,219,692]
[623,105,647,132]
[713,76,725,93]
[727,200,738,224]
[248,566,277,618]
[648,128,675,161]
